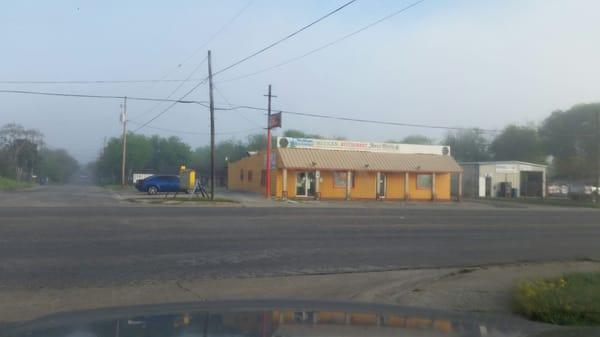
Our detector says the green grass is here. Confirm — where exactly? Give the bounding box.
[0,177,33,191]
[514,272,600,325]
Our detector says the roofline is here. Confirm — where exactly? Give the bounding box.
[459,160,547,168]
[276,166,462,173]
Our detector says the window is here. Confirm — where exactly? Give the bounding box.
[240,169,244,181]
[333,171,355,188]
[417,174,432,189]
[247,170,253,182]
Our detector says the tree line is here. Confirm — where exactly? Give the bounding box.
[91,102,599,184]
[0,123,79,183]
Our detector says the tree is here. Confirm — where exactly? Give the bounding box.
[490,125,545,163]
[539,103,600,180]
[282,129,323,139]
[388,135,434,145]
[0,123,44,180]
[39,148,79,183]
[442,129,491,162]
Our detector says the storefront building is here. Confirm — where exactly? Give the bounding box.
[228,137,463,201]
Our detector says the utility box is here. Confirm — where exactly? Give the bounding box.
[179,165,196,192]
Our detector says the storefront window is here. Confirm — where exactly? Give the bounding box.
[333,171,355,188]
[417,174,432,189]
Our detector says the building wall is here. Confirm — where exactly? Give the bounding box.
[229,158,455,201]
[385,173,406,199]
[461,164,480,198]
[227,153,265,194]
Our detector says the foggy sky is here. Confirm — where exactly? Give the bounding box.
[1,0,599,163]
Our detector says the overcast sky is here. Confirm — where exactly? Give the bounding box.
[1,0,599,163]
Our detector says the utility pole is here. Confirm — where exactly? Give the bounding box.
[596,110,600,204]
[120,96,127,188]
[264,85,276,198]
[208,50,216,201]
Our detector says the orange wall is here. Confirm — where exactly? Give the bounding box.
[385,173,406,199]
[237,165,454,201]
[227,153,265,194]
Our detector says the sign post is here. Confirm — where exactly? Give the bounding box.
[264,86,280,198]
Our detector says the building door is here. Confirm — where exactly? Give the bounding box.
[485,176,492,197]
[378,173,387,198]
[296,172,316,197]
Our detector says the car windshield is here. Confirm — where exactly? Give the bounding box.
[1,1,600,335]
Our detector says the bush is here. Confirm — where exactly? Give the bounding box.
[514,273,600,325]
[0,176,33,191]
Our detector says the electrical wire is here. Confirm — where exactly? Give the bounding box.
[218,104,500,133]
[213,84,263,128]
[129,55,209,121]
[0,88,499,133]
[219,0,426,83]
[152,0,256,84]
[213,0,358,76]
[128,120,261,135]
[132,76,210,132]
[0,89,207,104]
[0,78,207,85]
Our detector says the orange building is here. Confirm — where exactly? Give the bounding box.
[228,137,463,201]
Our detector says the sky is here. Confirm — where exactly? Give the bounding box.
[1,0,599,163]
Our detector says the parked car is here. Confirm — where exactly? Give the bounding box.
[134,175,182,195]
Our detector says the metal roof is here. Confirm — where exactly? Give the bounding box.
[276,148,462,173]
[460,160,547,168]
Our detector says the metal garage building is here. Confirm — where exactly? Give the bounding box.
[460,161,547,198]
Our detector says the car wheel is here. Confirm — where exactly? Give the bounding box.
[147,186,158,195]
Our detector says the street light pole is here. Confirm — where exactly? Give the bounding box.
[208,50,215,201]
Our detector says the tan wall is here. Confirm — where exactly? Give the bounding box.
[409,172,432,200]
[351,171,377,199]
[227,153,265,194]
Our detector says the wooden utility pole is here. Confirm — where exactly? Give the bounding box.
[264,85,276,198]
[120,96,127,187]
[596,110,600,204]
[208,50,216,201]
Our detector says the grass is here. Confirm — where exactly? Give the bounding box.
[514,272,600,325]
[0,177,33,191]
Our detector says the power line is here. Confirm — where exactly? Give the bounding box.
[129,55,209,121]
[0,78,207,85]
[219,104,500,133]
[128,120,261,136]
[132,75,210,132]
[219,0,426,83]
[0,88,499,133]
[213,0,358,76]
[213,84,263,128]
[153,0,256,84]
[0,89,207,104]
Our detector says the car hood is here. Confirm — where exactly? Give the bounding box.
[2,300,596,337]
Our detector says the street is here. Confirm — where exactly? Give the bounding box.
[1,185,599,289]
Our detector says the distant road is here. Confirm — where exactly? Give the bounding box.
[1,185,599,288]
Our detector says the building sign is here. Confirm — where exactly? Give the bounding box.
[269,112,282,129]
[495,164,518,173]
[277,137,450,155]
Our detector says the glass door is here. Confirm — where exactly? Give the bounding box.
[378,173,386,198]
[296,172,307,196]
[296,172,316,197]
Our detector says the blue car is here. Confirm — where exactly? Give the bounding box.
[135,175,182,195]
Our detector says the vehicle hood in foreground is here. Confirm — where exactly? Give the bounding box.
[3,300,597,337]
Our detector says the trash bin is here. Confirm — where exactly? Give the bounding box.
[511,188,519,198]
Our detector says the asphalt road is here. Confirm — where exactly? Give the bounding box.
[1,185,600,288]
